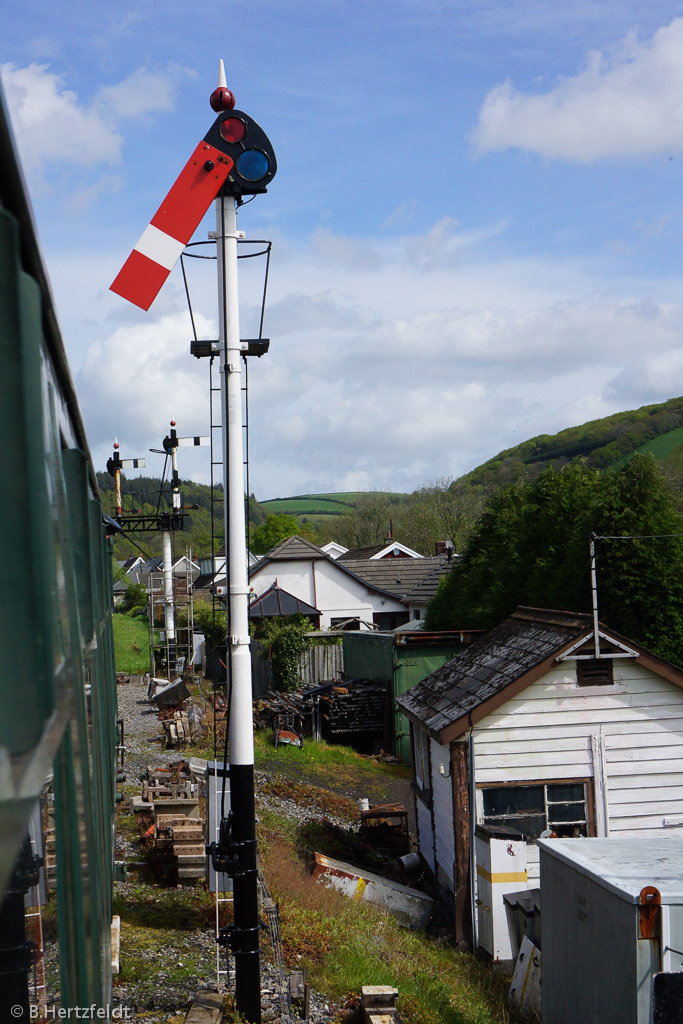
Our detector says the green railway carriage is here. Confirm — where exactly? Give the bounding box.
[0,85,118,1012]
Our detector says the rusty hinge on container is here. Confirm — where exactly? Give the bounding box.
[639,885,661,939]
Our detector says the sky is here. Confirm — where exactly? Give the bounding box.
[4,1,683,499]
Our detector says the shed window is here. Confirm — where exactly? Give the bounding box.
[481,781,590,841]
[576,659,613,687]
[413,727,430,794]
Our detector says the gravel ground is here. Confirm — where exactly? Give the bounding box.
[41,677,406,1022]
[112,676,348,1023]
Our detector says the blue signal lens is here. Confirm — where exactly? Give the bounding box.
[237,149,270,182]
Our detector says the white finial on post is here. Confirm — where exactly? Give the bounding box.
[217,59,227,89]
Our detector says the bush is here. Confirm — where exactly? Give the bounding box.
[258,614,312,692]
[118,582,147,614]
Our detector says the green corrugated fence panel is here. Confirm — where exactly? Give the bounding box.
[0,209,56,753]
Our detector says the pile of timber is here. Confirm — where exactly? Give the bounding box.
[132,761,204,815]
[158,704,205,748]
[361,986,403,1024]
[254,690,307,747]
[155,813,205,882]
[319,681,386,735]
[44,827,56,889]
[253,690,307,728]
[142,763,206,882]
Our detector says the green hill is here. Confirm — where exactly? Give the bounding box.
[260,491,408,526]
[97,473,267,561]
[463,396,683,488]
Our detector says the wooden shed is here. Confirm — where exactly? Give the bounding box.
[396,606,683,943]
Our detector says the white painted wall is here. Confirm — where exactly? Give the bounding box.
[471,658,683,885]
[430,737,455,890]
[416,795,435,872]
[250,557,406,629]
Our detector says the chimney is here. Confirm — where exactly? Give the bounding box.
[435,541,446,556]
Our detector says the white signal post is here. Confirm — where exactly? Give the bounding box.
[216,187,262,1019]
[160,423,210,678]
[109,61,276,1021]
[217,196,252,765]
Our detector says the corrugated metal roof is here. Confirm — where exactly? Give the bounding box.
[396,607,592,738]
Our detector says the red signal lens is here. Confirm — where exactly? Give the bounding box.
[219,117,246,144]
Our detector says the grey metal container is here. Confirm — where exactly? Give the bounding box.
[539,837,683,1024]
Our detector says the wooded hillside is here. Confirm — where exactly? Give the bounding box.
[463,395,683,487]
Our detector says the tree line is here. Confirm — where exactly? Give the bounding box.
[425,455,683,666]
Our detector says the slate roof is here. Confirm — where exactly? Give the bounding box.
[338,544,393,561]
[337,555,444,600]
[250,536,406,603]
[396,607,592,741]
[249,584,320,619]
[250,535,328,571]
[402,556,459,606]
[192,572,217,592]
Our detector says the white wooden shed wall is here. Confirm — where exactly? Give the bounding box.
[430,737,455,892]
[416,795,435,872]
[471,657,683,886]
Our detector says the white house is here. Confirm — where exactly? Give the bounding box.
[396,606,683,944]
[249,536,410,630]
[320,541,348,560]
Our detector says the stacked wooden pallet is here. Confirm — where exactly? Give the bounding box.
[320,682,386,735]
[155,813,206,882]
[44,827,56,889]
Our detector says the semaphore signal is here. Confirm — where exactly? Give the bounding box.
[109,61,274,1023]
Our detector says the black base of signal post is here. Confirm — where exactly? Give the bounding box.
[230,764,260,1020]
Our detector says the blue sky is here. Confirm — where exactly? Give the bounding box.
[4,1,683,498]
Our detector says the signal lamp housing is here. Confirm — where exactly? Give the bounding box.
[204,110,277,196]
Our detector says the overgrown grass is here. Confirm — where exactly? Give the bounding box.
[257,807,524,1024]
[254,730,411,798]
[113,883,214,930]
[113,613,150,674]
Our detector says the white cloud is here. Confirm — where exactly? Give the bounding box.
[77,310,214,463]
[0,62,192,191]
[1,63,124,173]
[98,65,192,120]
[471,17,683,161]
[70,216,683,498]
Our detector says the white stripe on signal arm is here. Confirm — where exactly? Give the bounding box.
[134,224,186,271]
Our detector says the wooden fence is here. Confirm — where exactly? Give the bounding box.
[297,643,344,686]
[250,640,344,696]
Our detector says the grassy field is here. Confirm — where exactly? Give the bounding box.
[612,426,683,468]
[261,491,408,519]
[112,613,150,674]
